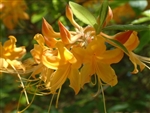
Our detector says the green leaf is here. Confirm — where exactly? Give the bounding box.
[96,0,109,34]
[69,1,97,27]
[103,25,150,31]
[142,9,150,17]
[132,17,150,24]
[105,38,129,54]
[108,103,129,112]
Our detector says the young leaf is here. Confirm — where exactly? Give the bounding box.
[96,0,109,34]
[103,25,150,31]
[69,1,97,27]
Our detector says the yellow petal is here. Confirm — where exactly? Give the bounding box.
[68,67,81,95]
[100,48,124,64]
[124,31,139,51]
[86,37,106,56]
[129,52,145,74]
[7,59,25,71]
[42,52,60,70]
[56,42,77,64]
[3,36,26,60]
[30,44,43,64]
[0,58,8,69]
[40,67,54,88]
[80,63,95,88]
[96,61,118,86]
[3,36,17,51]
[71,47,86,63]
[34,34,45,47]
[50,64,70,94]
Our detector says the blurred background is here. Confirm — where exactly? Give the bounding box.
[0,0,150,113]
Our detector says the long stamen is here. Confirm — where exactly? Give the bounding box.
[99,79,107,113]
[6,59,29,105]
[48,94,55,113]
[90,74,97,86]
[55,86,62,108]
[136,54,150,64]
[135,54,150,70]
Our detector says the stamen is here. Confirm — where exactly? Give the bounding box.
[136,54,150,63]
[48,94,55,113]
[99,79,107,113]
[55,86,62,108]
[6,59,29,105]
[90,74,97,86]
[135,54,150,69]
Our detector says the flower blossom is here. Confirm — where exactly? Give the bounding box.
[21,3,149,100]
[101,31,150,74]
[29,5,125,95]
[0,36,26,73]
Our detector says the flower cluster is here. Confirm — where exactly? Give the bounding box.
[29,5,149,95]
[0,2,150,111]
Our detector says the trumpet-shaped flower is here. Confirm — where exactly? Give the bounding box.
[31,34,81,94]
[0,36,26,72]
[101,31,149,73]
[73,36,123,88]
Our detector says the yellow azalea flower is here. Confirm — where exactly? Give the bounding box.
[73,36,123,88]
[121,31,149,73]
[101,31,150,73]
[31,34,81,94]
[0,0,29,30]
[0,36,26,72]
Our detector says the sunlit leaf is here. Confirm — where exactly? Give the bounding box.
[69,1,97,27]
[142,9,150,17]
[132,17,150,24]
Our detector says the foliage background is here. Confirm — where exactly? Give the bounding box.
[0,0,150,113]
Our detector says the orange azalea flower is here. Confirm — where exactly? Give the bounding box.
[72,36,123,88]
[101,31,150,73]
[31,34,81,94]
[0,36,26,73]
[28,3,149,101]
[0,0,29,30]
